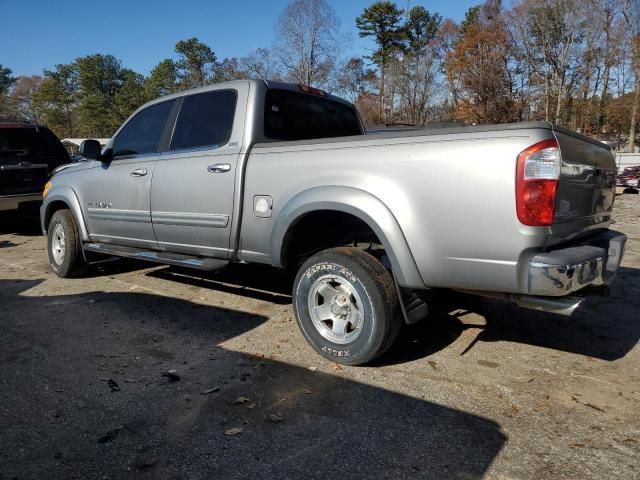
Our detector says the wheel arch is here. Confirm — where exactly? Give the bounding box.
[42,186,89,241]
[271,186,424,288]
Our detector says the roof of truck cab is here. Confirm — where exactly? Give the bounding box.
[140,79,254,108]
[140,79,353,109]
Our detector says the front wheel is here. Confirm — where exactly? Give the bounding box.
[292,247,402,365]
[47,209,87,278]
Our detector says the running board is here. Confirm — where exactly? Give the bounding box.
[83,243,229,272]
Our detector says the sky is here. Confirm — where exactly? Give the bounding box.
[1,0,480,78]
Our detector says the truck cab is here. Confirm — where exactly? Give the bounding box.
[43,80,363,256]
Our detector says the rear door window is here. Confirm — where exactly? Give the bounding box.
[0,127,47,159]
[264,89,362,141]
[0,126,67,164]
[170,90,237,151]
[111,100,175,158]
[39,128,70,161]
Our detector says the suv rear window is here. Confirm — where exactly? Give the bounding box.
[264,89,362,141]
[0,126,67,160]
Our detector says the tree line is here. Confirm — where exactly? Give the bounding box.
[0,0,638,151]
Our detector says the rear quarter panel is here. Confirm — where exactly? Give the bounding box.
[241,128,556,293]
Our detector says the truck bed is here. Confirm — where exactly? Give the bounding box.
[255,121,609,150]
[245,122,616,294]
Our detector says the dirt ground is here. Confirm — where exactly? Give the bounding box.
[0,195,638,480]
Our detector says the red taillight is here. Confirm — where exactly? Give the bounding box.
[516,138,561,226]
[298,84,327,97]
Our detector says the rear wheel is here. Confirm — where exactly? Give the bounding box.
[293,247,402,365]
[47,209,87,278]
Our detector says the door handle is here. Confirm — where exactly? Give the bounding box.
[130,168,148,177]
[207,163,231,173]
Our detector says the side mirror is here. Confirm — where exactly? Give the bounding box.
[79,139,102,160]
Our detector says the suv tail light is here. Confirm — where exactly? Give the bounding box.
[516,138,561,226]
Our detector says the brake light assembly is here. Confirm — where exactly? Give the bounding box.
[516,138,561,226]
[297,84,327,97]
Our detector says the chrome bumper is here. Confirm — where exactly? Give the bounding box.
[0,193,42,212]
[527,230,627,296]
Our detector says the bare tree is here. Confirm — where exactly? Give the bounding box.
[622,0,640,151]
[4,76,43,122]
[510,0,587,125]
[335,57,376,103]
[588,0,624,131]
[394,50,441,124]
[240,48,282,81]
[543,1,584,124]
[213,58,248,83]
[274,0,344,87]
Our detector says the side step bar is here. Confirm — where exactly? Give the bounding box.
[83,242,229,272]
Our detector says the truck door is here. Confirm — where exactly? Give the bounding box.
[77,99,176,249]
[150,89,242,258]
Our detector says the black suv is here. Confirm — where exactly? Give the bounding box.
[0,123,70,212]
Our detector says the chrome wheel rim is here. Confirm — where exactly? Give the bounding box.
[51,224,66,265]
[307,274,364,344]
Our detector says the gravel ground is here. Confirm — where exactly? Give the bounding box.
[0,195,638,480]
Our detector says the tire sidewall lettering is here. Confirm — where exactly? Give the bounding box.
[295,259,377,360]
[305,262,357,284]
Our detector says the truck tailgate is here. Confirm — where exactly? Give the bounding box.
[552,128,616,234]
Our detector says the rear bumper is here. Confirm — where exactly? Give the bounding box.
[0,193,42,212]
[527,230,626,296]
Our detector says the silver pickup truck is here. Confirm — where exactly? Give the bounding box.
[40,80,627,365]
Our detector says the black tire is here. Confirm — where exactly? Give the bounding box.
[293,247,402,365]
[47,209,87,278]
